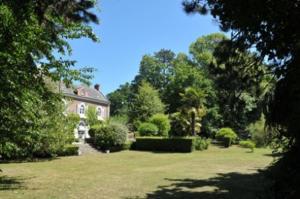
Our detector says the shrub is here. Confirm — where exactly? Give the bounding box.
[149,114,171,137]
[132,137,194,152]
[138,122,159,136]
[94,123,128,151]
[247,115,270,147]
[122,141,133,150]
[57,144,79,156]
[216,128,238,147]
[239,140,256,152]
[86,106,99,126]
[170,112,191,136]
[194,137,211,150]
[109,115,128,125]
[89,124,103,138]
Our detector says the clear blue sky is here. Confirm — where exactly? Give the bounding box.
[68,0,221,95]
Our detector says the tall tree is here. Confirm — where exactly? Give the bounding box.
[189,33,227,69]
[128,81,165,125]
[183,0,300,198]
[189,34,228,134]
[0,0,98,158]
[180,87,207,136]
[165,53,214,113]
[107,83,132,116]
[212,41,269,134]
[132,49,175,95]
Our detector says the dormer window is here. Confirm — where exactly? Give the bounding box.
[79,104,85,114]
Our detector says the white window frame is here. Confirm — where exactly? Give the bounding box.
[79,103,86,115]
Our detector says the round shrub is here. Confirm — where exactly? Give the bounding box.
[138,122,159,136]
[94,123,128,150]
[149,114,171,137]
[194,137,211,151]
[89,124,102,138]
[239,140,256,152]
[216,128,237,147]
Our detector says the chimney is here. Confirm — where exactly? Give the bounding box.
[94,84,100,91]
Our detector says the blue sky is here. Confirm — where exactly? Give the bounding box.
[68,0,221,94]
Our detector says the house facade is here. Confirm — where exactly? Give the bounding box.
[61,83,110,140]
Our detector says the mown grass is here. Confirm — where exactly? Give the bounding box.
[0,145,273,199]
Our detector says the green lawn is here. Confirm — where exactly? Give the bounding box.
[0,146,273,199]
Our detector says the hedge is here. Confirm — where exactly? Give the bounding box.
[132,137,194,152]
[57,144,79,156]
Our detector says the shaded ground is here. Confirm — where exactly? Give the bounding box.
[126,172,271,199]
[0,146,273,199]
[0,175,27,191]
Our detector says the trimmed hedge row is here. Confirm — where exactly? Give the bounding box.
[132,137,195,152]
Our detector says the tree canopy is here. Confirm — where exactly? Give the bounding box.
[183,0,300,198]
[128,81,165,125]
[0,0,99,158]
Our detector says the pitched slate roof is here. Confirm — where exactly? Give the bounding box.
[60,83,110,105]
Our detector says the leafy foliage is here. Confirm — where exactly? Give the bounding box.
[189,33,227,69]
[170,87,206,136]
[107,83,132,116]
[247,115,270,147]
[132,49,175,95]
[0,99,79,159]
[57,144,79,156]
[129,81,165,125]
[194,137,211,151]
[239,140,256,152]
[94,123,128,151]
[211,41,270,134]
[216,128,237,147]
[138,123,159,136]
[86,106,99,126]
[0,0,98,159]
[183,1,300,197]
[149,114,171,137]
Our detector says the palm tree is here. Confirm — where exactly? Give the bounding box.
[180,87,206,136]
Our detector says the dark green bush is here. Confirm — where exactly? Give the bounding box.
[239,140,256,152]
[122,141,133,150]
[132,137,194,152]
[216,128,238,147]
[138,122,158,136]
[89,124,102,138]
[194,137,211,150]
[247,115,270,147]
[57,145,79,156]
[94,123,128,150]
[149,114,171,137]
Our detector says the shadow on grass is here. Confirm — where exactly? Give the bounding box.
[263,152,282,158]
[0,175,27,191]
[125,171,271,199]
[0,157,59,164]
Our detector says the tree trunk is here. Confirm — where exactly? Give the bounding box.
[191,112,196,136]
